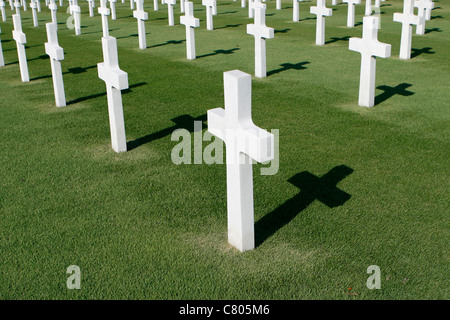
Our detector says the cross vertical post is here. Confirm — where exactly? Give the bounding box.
[207,70,274,252]
[98,0,110,37]
[414,0,434,35]
[45,22,66,107]
[343,0,361,28]
[180,1,199,60]
[109,0,117,20]
[49,0,58,23]
[202,0,215,30]
[310,0,332,46]
[12,14,29,82]
[30,0,38,27]
[393,0,423,60]
[133,0,148,49]
[166,0,176,26]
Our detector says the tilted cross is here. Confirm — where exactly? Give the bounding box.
[207,70,274,252]
[202,0,215,30]
[414,0,434,34]
[97,36,129,153]
[180,1,199,60]
[393,0,423,59]
[343,0,361,28]
[45,22,66,107]
[349,16,391,107]
[166,0,176,26]
[247,2,274,78]
[310,0,332,46]
[12,14,29,82]
[98,0,111,37]
[133,0,148,49]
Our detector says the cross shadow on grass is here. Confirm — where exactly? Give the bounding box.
[375,83,414,106]
[31,65,98,81]
[267,61,310,76]
[255,165,353,247]
[197,48,240,59]
[325,36,350,44]
[425,27,443,34]
[127,114,207,151]
[147,39,185,49]
[411,47,435,59]
[215,24,242,30]
[275,28,291,34]
[66,82,147,106]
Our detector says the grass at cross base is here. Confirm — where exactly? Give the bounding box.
[0,0,449,299]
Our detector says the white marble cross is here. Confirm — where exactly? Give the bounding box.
[212,0,217,15]
[247,2,273,78]
[414,0,434,35]
[21,0,26,10]
[349,16,391,107]
[45,22,66,107]
[180,1,199,59]
[424,0,434,20]
[393,0,423,60]
[248,0,255,18]
[166,0,176,26]
[207,70,274,252]
[332,0,338,4]
[109,0,116,19]
[97,36,129,153]
[70,0,81,35]
[0,0,6,22]
[87,0,95,17]
[310,0,332,46]
[59,0,62,5]
[36,0,40,11]
[365,0,371,16]
[154,0,158,11]
[12,14,29,82]
[133,0,148,49]
[14,0,21,15]
[374,0,380,7]
[130,0,134,9]
[8,0,13,11]
[49,0,58,23]
[202,0,215,30]
[0,26,4,67]
[241,0,245,8]
[276,0,280,9]
[98,0,110,37]
[30,0,38,27]
[293,0,301,22]
[343,0,361,28]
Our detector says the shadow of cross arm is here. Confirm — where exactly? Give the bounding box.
[255,165,353,247]
[375,83,414,105]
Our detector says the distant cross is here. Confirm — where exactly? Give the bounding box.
[130,0,134,10]
[332,0,338,5]
[70,0,81,35]
[21,0,26,10]
[276,0,280,10]
[36,0,41,11]
[375,83,414,105]
[133,0,148,49]
[393,0,423,60]
[241,0,245,8]
[365,0,371,16]
[87,0,95,17]
[424,0,434,20]
[374,0,380,7]
[310,0,332,46]
[248,0,256,18]
[212,0,217,15]
[0,26,4,67]
[59,0,62,6]
[45,22,66,107]
[349,16,391,107]
[414,0,434,34]
[98,0,111,37]
[49,0,57,23]
[12,14,29,82]
[8,0,13,11]
[97,36,129,153]
[0,0,5,22]
[14,0,21,16]
[247,2,274,78]
[166,0,176,26]
[180,1,199,60]
[154,0,158,11]
[343,0,361,28]
[202,0,215,30]
[207,70,274,252]
[292,0,302,23]
[30,0,38,27]
[109,0,117,20]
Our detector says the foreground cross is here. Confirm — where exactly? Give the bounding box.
[310,0,332,46]
[97,3,129,153]
[45,22,66,107]
[247,2,273,78]
[393,0,423,60]
[202,0,215,30]
[343,0,360,28]
[180,1,199,59]
[30,0,38,27]
[414,0,434,35]
[70,0,81,35]
[133,0,148,49]
[12,14,29,82]
[49,0,57,23]
[166,0,175,26]
[207,70,274,252]
[349,16,391,107]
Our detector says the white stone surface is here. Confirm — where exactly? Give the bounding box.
[133,0,148,49]
[30,0,38,27]
[14,0,21,15]
[130,0,134,9]
[343,0,360,28]
[0,26,4,67]
[109,0,116,19]
[424,0,433,20]
[393,0,423,59]
[154,0,158,11]
[207,70,274,252]
[49,0,58,23]
[414,0,434,34]
[292,0,300,22]
[365,0,371,15]
[45,22,66,107]
[202,0,215,30]
[332,0,338,5]
[166,0,176,26]
[97,36,129,153]
[180,1,199,59]
[247,2,273,78]
[0,0,6,22]
[310,0,332,46]
[87,0,94,17]
[349,16,391,107]
[98,0,110,37]
[70,0,81,35]
[241,0,245,8]
[276,0,280,9]
[12,14,29,82]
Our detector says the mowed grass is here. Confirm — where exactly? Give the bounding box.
[0,0,449,299]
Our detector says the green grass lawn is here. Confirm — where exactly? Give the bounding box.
[0,0,449,299]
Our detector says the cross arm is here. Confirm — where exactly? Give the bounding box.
[133,10,148,20]
[247,24,274,39]
[180,15,200,27]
